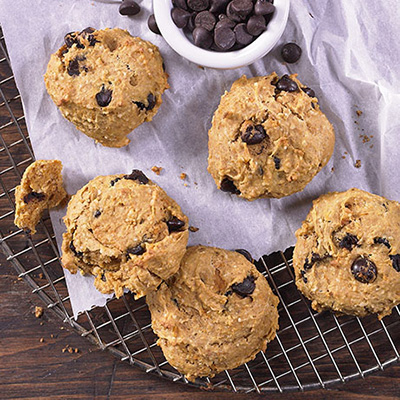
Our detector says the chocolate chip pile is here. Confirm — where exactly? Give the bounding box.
[170,0,275,51]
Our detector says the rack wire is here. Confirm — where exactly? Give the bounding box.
[0,26,399,393]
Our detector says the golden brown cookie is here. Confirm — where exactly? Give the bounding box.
[147,245,279,381]
[61,170,188,298]
[208,73,335,200]
[45,28,169,147]
[293,188,400,319]
[14,160,67,234]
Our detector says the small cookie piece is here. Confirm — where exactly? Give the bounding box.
[14,160,67,234]
[293,188,400,319]
[45,28,169,147]
[208,73,335,200]
[147,245,279,381]
[61,170,188,298]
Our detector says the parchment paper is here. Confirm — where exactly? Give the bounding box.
[1,0,399,318]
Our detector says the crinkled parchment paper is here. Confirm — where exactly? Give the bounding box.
[1,0,399,317]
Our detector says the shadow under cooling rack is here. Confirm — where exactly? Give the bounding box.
[0,26,399,393]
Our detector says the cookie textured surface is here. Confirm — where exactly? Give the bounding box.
[14,160,67,234]
[293,188,400,319]
[208,73,335,200]
[61,170,188,298]
[147,245,279,381]
[45,28,169,147]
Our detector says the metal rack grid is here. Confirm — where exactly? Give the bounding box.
[0,26,399,393]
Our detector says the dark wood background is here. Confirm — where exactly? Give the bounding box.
[1,252,399,399]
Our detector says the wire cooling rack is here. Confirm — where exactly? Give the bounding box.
[0,27,399,394]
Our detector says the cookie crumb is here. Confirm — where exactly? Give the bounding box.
[151,166,163,175]
[359,134,371,144]
[189,226,199,232]
[198,65,205,70]
[74,348,79,353]
[39,337,44,343]
[356,110,362,117]
[184,183,188,187]
[35,306,44,318]
[180,173,187,180]
[40,321,44,326]
[342,156,346,159]
[355,160,362,168]
[331,167,335,172]
[38,272,44,279]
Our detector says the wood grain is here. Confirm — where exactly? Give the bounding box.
[1,254,399,399]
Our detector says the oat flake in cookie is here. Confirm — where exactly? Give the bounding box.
[207,73,335,200]
[44,28,169,148]
[14,160,67,234]
[146,245,279,381]
[61,170,188,299]
[293,188,400,319]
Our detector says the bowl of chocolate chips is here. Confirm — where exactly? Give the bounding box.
[154,0,290,69]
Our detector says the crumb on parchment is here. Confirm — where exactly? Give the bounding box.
[355,160,362,168]
[180,173,187,180]
[151,166,163,175]
[189,226,199,232]
[35,306,44,318]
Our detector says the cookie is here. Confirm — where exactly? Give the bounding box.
[14,160,67,234]
[293,188,400,319]
[61,170,188,298]
[44,28,169,148]
[208,73,335,200]
[147,245,279,381]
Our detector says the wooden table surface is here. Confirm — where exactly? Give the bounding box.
[1,252,399,399]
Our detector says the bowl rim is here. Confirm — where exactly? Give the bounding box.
[153,0,290,69]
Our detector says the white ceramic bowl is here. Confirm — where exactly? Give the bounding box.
[154,0,290,69]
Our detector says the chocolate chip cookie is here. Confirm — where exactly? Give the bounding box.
[14,160,67,234]
[147,245,279,381]
[45,28,169,148]
[61,170,188,298]
[208,73,335,200]
[293,188,400,319]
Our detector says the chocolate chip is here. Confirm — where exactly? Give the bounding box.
[235,249,253,263]
[101,272,107,282]
[167,216,186,233]
[339,233,359,250]
[119,0,141,15]
[246,15,267,36]
[281,42,302,63]
[195,11,217,31]
[214,26,236,50]
[231,275,255,296]
[274,74,299,92]
[193,27,213,48]
[79,27,98,46]
[304,252,323,270]
[64,32,77,48]
[216,14,236,29]
[124,169,149,184]
[231,0,253,19]
[148,14,161,35]
[147,93,156,111]
[172,298,180,307]
[254,0,275,16]
[94,210,101,218]
[220,177,240,194]
[300,270,308,283]
[304,258,312,270]
[374,237,391,249]
[226,1,242,22]
[173,0,188,10]
[351,257,377,283]
[390,255,400,272]
[70,241,83,258]
[23,191,45,204]
[210,0,229,13]
[133,94,156,111]
[186,14,196,31]
[96,85,112,107]
[302,87,315,98]
[110,177,122,186]
[273,156,281,169]
[171,7,192,28]
[187,0,209,11]
[127,244,146,256]
[67,56,84,77]
[234,23,253,45]
[241,124,267,145]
